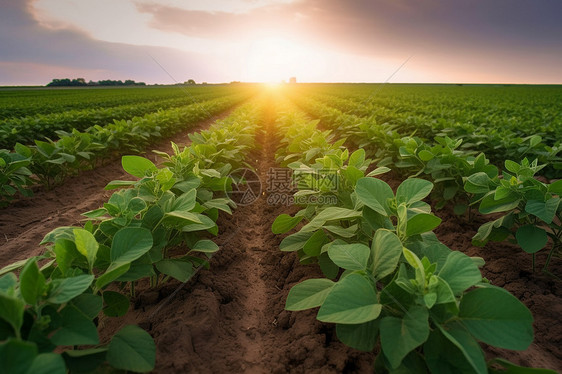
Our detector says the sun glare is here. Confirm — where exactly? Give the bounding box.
[244,36,326,83]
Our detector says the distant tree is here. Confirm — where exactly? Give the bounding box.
[184,79,196,85]
[47,78,146,87]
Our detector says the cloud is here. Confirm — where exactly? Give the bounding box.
[0,0,225,85]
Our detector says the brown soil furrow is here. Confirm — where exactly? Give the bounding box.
[0,107,237,267]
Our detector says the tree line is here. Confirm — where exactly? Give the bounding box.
[47,78,146,87]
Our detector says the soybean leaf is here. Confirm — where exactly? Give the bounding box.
[317,273,381,324]
[515,225,548,254]
[73,228,98,271]
[103,291,130,317]
[336,320,379,352]
[438,251,482,295]
[380,306,430,369]
[0,292,25,334]
[110,227,153,265]
[155,259,193,283]
[396,178,433,205]
[47,274,94,304]
[26,353,66,374]
[20,258,46,305]
[50,305,99,346]
[272,214,303,234]
[459,287,533,350]
[286,278,335,311]
[370,229,403,279]
[525,198,559,224]
[191,240,219,253]
[328,243,370,271]
[425,327,486,374]
[405,214,442,237]
[107,325,156,373]
[122,156,157,178]
[0,339,37,374]
[356,177,393,216]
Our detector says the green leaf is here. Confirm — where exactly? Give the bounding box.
[279,232,313,252]
[355,177,393,216]
[47,274,94,304]
[405,213,442,237]
[515,225,548,254]
[26,353,66,374]
[73,228,98,271]
[438,251,482,295]
[459,287,533,350]
[104,180,137,190]
[317,273,381,324]
[547,179,562,195]
[122,155,157,178]
[301,207,362,232]
[396,178,433,205]
[272,214,303,234]
[103,291,130,317]
[328,243,370,271]
[525,198,559,224]
[20,259,46,305]
[348,148,366,167]
[336,319,379,352]
[95,263,130,290]
[107,325,155,373]
[303,230,328,257]
[418,150,434,161]
[464,172,492,194]
[50,305,99,346]
[191,240,219,253]
[425,326,486,374]
[155,260,193,282]
[479,192,520,214]
[285,278,335,311]
[62,348,108,373]
[70,293,102,320]
[0,292,25,335]
[371,229,403,279]
[172,189,197,212]
[380,306,430,369]
[0,339,37,374]
[110,227,153,265]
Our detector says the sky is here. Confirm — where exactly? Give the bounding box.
[0,0,561,85]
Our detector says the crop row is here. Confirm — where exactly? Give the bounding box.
[0,92,253,206]
[0,85,230,119]
[286,93,562,274]
[0,98,265,373]
[0,87,251,148]
[289,89,562,179]
[270,100,554,373]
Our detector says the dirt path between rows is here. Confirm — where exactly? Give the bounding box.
[0,106,238,267]
[97,96,375,373]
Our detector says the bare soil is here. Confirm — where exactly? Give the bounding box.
[0,103,560,373]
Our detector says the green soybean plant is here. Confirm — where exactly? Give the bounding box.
[0,257,156,373]
[278,177,545,373]
[0,143,34,205]
[465,158,562,274]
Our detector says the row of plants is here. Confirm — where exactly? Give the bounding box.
[0,92,251,205]
[270,104,554,373]
[289,93,562,272]
[0,88,241,149]
[0,99,265,373]
[0,85,228,120]
[289,89,562,179]
[296,84,562,153]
